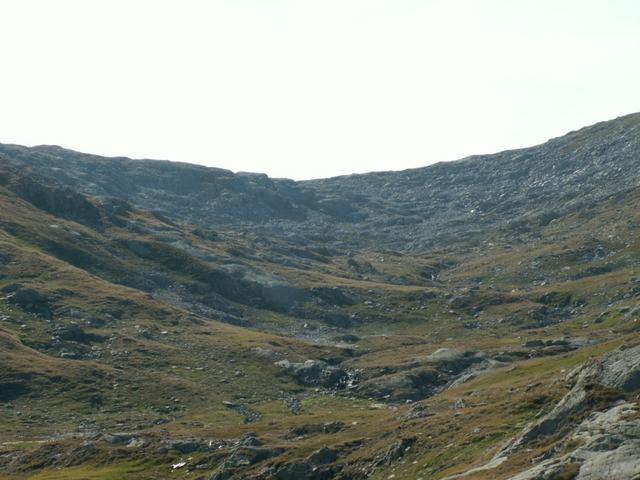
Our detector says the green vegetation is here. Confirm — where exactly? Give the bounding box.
[2,114,640,478]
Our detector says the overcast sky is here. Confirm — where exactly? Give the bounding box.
[1,1,639,180]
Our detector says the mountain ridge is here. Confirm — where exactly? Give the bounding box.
[1,112,639,252]
[8,111,640,181]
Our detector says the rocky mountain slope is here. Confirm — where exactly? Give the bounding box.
[2,113,639,251]
[0,113,640,479]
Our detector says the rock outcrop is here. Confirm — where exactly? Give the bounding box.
[510,402,640,480]
[275,359,352,390]
[500,344,640,456]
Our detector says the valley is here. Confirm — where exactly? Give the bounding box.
[1,113,640,479]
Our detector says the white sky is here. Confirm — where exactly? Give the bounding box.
[1,1,639,180]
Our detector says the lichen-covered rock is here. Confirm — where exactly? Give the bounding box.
[509,403,640,480]
[501,344,640,455]
[275,359,350,389]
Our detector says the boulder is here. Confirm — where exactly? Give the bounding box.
[53,324,91,343]
[275,461,339,480]
[374,437,416,467]
[275,360,350,389]
[167,439,207,453]
[357,370,433,402]
[307,447,337,465]
[285,421,344,439]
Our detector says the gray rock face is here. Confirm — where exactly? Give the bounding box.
[500,344,640,456]
[307,447,337,465]
[509,403,640,480]
[356,368,438,402]
[355,349,500,402]
[0,168,102,228]
[587,344,640,392]
[446,345,640,480]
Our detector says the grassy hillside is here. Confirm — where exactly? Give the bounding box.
[1,115,640,479]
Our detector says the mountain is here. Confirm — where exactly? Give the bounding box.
[1,113,640,479]
[2,113,639,251]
